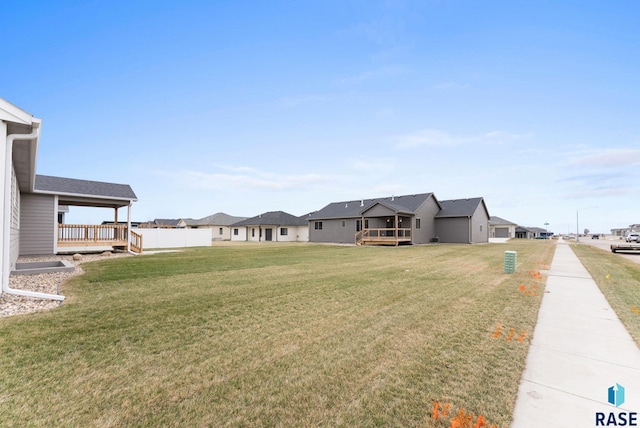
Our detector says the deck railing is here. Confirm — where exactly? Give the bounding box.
[355,228,412,245]
[58,224,143,253]
[130,230,143,253]
[58,224,127,243]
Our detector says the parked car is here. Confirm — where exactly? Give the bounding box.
[625,233,640,243]
[591,234,600,239]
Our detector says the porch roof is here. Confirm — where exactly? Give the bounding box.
[33,174,137,208]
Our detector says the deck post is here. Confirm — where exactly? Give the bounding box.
[114,207,119,241]
[395,214,399,246]
[127,202,132,252]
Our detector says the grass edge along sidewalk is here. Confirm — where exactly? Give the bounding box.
[571,243,640,347]
[0,241,555,427]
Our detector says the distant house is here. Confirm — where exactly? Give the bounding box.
[527,227,551,238]
[435,198,490,244]
[182,212,248,240]
[1,97,138,301]
[307,193,441,246]
[490,216,517,238]
[308,193,490,245]
[230,211,308,242]
[515,226,534,239]
[153,219,182,228]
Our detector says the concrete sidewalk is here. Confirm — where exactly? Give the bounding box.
[511,239,640,427]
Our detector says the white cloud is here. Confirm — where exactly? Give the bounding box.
[166,166,344,192]
[352,158,395,172]
[337,65,409,84]
[571,148,640,167]
[394,128,529,149]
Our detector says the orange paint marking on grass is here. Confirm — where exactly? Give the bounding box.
[443,402,452,417]
[474,415,488,428]
[451,408,473,428]
[506,328,515,341]
[432,401,439,420]
[492,324,502,339]
[517,330,527,342]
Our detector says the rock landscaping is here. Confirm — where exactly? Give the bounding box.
[1,252,131,318]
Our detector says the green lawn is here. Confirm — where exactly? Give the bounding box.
[0,241,555,427]
[571,244,640,346]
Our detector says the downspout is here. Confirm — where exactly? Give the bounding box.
[2,122,65,301]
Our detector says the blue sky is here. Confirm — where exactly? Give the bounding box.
[3,0,639,234]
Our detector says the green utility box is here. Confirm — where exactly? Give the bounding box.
[504,251,517,273]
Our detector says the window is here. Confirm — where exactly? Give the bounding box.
[416,218,421,229]
[219,228,223,235]
[314,221,323,230]
[251,229,255,237]
[280,227,288,236]
[341,220,346,228]
[356,220,368,232]
[480,225,483,232]
[233,228,239,236]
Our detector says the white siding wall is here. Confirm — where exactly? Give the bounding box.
[276,225,309,242]
[230,226,247,241]
[230,225,308,242]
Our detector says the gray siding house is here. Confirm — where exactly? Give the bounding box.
[434,197,490,244]
[308,193,442,245]
[308,193,490,246]
[1,97,137,301]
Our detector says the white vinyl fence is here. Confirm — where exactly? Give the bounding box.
[134,228,212,249]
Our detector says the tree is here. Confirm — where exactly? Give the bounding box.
[584,228,590,235]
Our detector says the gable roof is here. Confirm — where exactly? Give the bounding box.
[183,212,248,226]
[308,193,438,220]
[0,97,33,125]
[490,216,517,225]
[232,211,307,227]
[34,175,137,205]
[435,197,488,218]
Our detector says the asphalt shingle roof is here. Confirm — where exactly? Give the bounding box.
[490,216,517,225]
[232,211,307,226]
[35,175,137,200]
[307,193,436,220]
[184,212,248,226]
[435,197,486,218]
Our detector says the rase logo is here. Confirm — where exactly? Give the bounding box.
[596,383,637,426]
[610,384,626,407]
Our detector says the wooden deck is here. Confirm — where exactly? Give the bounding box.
[58,224,143,253]
[355,228,412,246]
